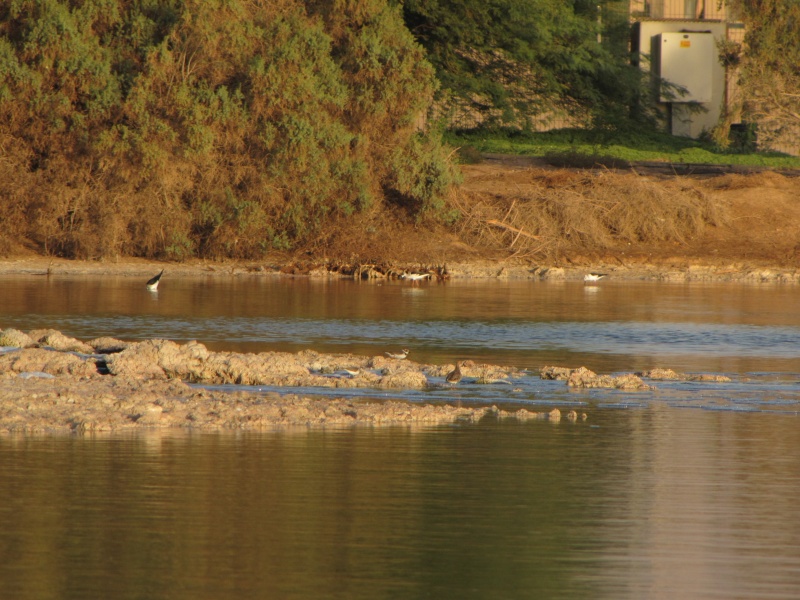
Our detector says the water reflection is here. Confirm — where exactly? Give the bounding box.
[2,275,800,375]
[1,410,798,600]
[2,275,799,598]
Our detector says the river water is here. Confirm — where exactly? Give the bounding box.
[1,274,799,598]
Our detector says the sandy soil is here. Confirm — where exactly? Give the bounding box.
[448,157,800,281]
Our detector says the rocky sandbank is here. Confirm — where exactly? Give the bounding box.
[0,328,568,434]
[1,327,739,434]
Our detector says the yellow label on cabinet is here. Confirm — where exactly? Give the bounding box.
[680,40,691,48]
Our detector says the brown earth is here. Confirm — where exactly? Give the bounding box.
[1,155,799,281]
[459,156,800,270]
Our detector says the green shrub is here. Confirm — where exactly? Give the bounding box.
[0,0,457,259]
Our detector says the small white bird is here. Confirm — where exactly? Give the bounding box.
[401,272,432,282]
[146,270,164,291]
[583,273,607,282]
[343,368,360,377]
[384,348,410,360]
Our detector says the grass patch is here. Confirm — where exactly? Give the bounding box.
[446,128,800,169]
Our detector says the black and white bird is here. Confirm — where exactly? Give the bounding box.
[445,361,463,385]
[583,273,607,283]
[384,348,410,360]
[146,270,164,291]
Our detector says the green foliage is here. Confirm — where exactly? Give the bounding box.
[0,0,457,260]
[402,0,650,131]
[448,129,800,168]
[164,231,194,261]
[387,132,461,218]
[724,0,800,152]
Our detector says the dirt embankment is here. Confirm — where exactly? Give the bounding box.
[451,157,800,274]
[2,156,799,281]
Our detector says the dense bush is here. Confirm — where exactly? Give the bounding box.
[402,0,649,131]
[0,0,456,259]
[725,0,800,153]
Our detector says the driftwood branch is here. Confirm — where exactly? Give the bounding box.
[485,219,540,241]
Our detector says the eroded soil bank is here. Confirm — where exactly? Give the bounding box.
[2,253,800,285]
[3,158,800,282]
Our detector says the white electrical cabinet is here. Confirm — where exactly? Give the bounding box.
[656,32,714,103]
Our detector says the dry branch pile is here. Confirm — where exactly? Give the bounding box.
[450,168,726,260]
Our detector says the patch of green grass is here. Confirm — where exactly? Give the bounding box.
[446,128,800,169]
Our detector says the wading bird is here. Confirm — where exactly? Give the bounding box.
[146,270,164,291]
[384,348,409,360]
[445,361,463,384]
[401,272,432,282]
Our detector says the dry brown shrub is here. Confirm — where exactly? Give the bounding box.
[297,206,410,263]
[1,1,452,261]
[290,198,467,265]
[0,136,35,255]
[450,168,726,259]
[704,171,790,191]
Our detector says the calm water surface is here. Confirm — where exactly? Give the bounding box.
[1,275,800,598]
[1,411,799,600]
[3,274,800,374]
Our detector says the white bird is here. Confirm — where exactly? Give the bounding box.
[146,270,164,291]
[384,348,409,360]
[401,272,432,282]
[583,273,607,282]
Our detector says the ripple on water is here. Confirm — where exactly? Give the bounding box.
[200,369,800,415]
[5,277,800,412]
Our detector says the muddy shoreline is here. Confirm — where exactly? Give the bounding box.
[2,256,800,283]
